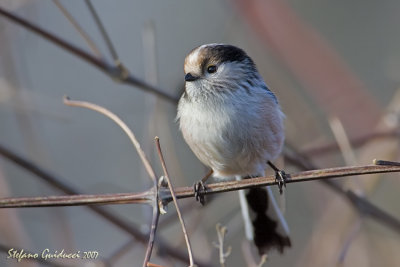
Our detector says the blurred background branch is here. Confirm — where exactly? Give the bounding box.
[0,6,178,103]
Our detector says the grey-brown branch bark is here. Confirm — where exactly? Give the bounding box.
[0,162,399,208]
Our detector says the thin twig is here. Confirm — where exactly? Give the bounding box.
[142,187,160,267]
[1,162,400,209]
[329,117,364,195]
[63,96,157,184]
[52,0,102,58]
[84,0,128,78]
[84,0,119,63]
[0,7,179,103]
[212,223,231,267]
[329,117,357,165]
[155,137,196,267]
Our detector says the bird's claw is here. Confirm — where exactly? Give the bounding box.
[193,181,207,205]
[275,170,287,194]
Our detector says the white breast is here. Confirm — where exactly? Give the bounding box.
[177,90,284,179]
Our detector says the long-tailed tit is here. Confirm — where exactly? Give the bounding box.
[177,44,290,254]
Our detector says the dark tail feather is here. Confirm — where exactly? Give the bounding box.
[245,187,291,255]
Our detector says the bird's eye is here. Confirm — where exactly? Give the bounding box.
[207,65,217,74]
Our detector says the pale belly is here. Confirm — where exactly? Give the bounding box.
[179,102,284,178]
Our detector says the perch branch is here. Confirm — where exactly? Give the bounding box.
[1,161,399,209]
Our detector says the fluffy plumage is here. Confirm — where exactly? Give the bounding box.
[177,43,290,254]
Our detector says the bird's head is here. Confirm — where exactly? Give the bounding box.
[183,44,259,100]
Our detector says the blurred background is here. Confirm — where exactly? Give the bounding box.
[0,0,400,266]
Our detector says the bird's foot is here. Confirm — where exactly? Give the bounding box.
[193,180,207,205]
[268,161,288,194]
[275,170,287,194]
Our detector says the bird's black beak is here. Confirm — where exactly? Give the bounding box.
[185,73,198,82]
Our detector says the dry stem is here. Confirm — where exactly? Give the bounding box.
[155,137,196,267]
[84,0,119,62]
[52,0,102,58]
[212,223,232,267]
[142,191,160,267]
[1,162,399,208]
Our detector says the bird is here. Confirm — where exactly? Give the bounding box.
[176,43,291,255]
